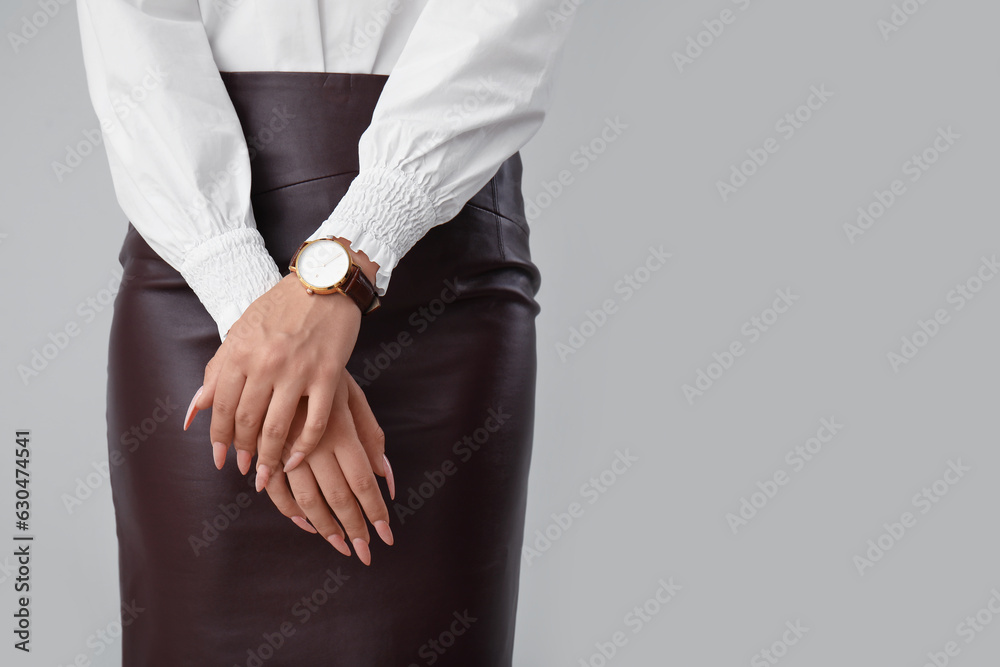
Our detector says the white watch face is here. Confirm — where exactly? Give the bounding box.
[297,239,350,289]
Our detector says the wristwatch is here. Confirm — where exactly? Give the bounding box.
[288,237,381,314]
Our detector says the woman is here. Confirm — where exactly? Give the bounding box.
[77,0,573,664]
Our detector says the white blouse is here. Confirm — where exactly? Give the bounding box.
[76,0,574,339]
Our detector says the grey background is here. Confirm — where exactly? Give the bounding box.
[2,0,999,665]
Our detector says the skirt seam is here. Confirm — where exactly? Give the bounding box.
[253,169,357,196]
[489,178,506,261]
[464,202,529,241]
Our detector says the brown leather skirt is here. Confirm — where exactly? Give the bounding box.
[106,71,541,666]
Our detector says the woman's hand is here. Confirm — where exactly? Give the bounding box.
[184,237,379,490]
[262,369,396,566]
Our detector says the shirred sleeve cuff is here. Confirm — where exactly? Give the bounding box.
[178,224,283,341]
[307,165,439,296]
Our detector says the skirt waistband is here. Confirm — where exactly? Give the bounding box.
[218,70,532,243]
[219,71,389,196]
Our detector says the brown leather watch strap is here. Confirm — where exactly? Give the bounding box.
[339,264,381,315]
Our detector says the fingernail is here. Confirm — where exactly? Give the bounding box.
[283,451,305,473]
[326,534,352,557]
[237,449,252,475]
[352,538,371,566]
[383,454,395,500]
[183,386,203,431]
[212,442,228,470]
[373,520,393,546]
[255,464,271,492]
[291,516,317,534]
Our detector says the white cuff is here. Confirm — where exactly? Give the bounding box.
[307,165,439,295]
[178,225,283,341]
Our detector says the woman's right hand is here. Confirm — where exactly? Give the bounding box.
[260,368,396,565]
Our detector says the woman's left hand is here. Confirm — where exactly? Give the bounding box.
[185,238,378,490]
[261,370,394,566]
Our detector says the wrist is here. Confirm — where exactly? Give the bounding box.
[308,165,438,298]
[178,226,283,341]
[330,235,380,287]
[288,236,382,315]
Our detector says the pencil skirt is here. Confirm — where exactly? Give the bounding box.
[105,71,541,666]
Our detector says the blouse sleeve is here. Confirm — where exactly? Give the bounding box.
[305,0,576,295]
[76,0,283,341]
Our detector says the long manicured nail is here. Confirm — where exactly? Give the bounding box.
[283,451,305,473]
[326,534,351,557]
[382,454,395,500]
[290,516,317,534]
[237,449,252,475]
[352,538,371,566]
[183,386,203,431]
[255,464,271,492]
[373,520,393,546]
[212,442,228,470]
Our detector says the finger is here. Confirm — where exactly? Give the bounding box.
[262,464,329,540]
[255,387,303,491]
[198,345,229,409]
[183,385,203,432]
[208,361,247,470]
[305,450,377,564]
[184,347,230,431]
[345,372,387,477]
[283,380,335,473]
[260,465,310,527]
[327,409,393,547]
[257,403,343,547]
[285,464,353,559]
[231,379,273,475]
